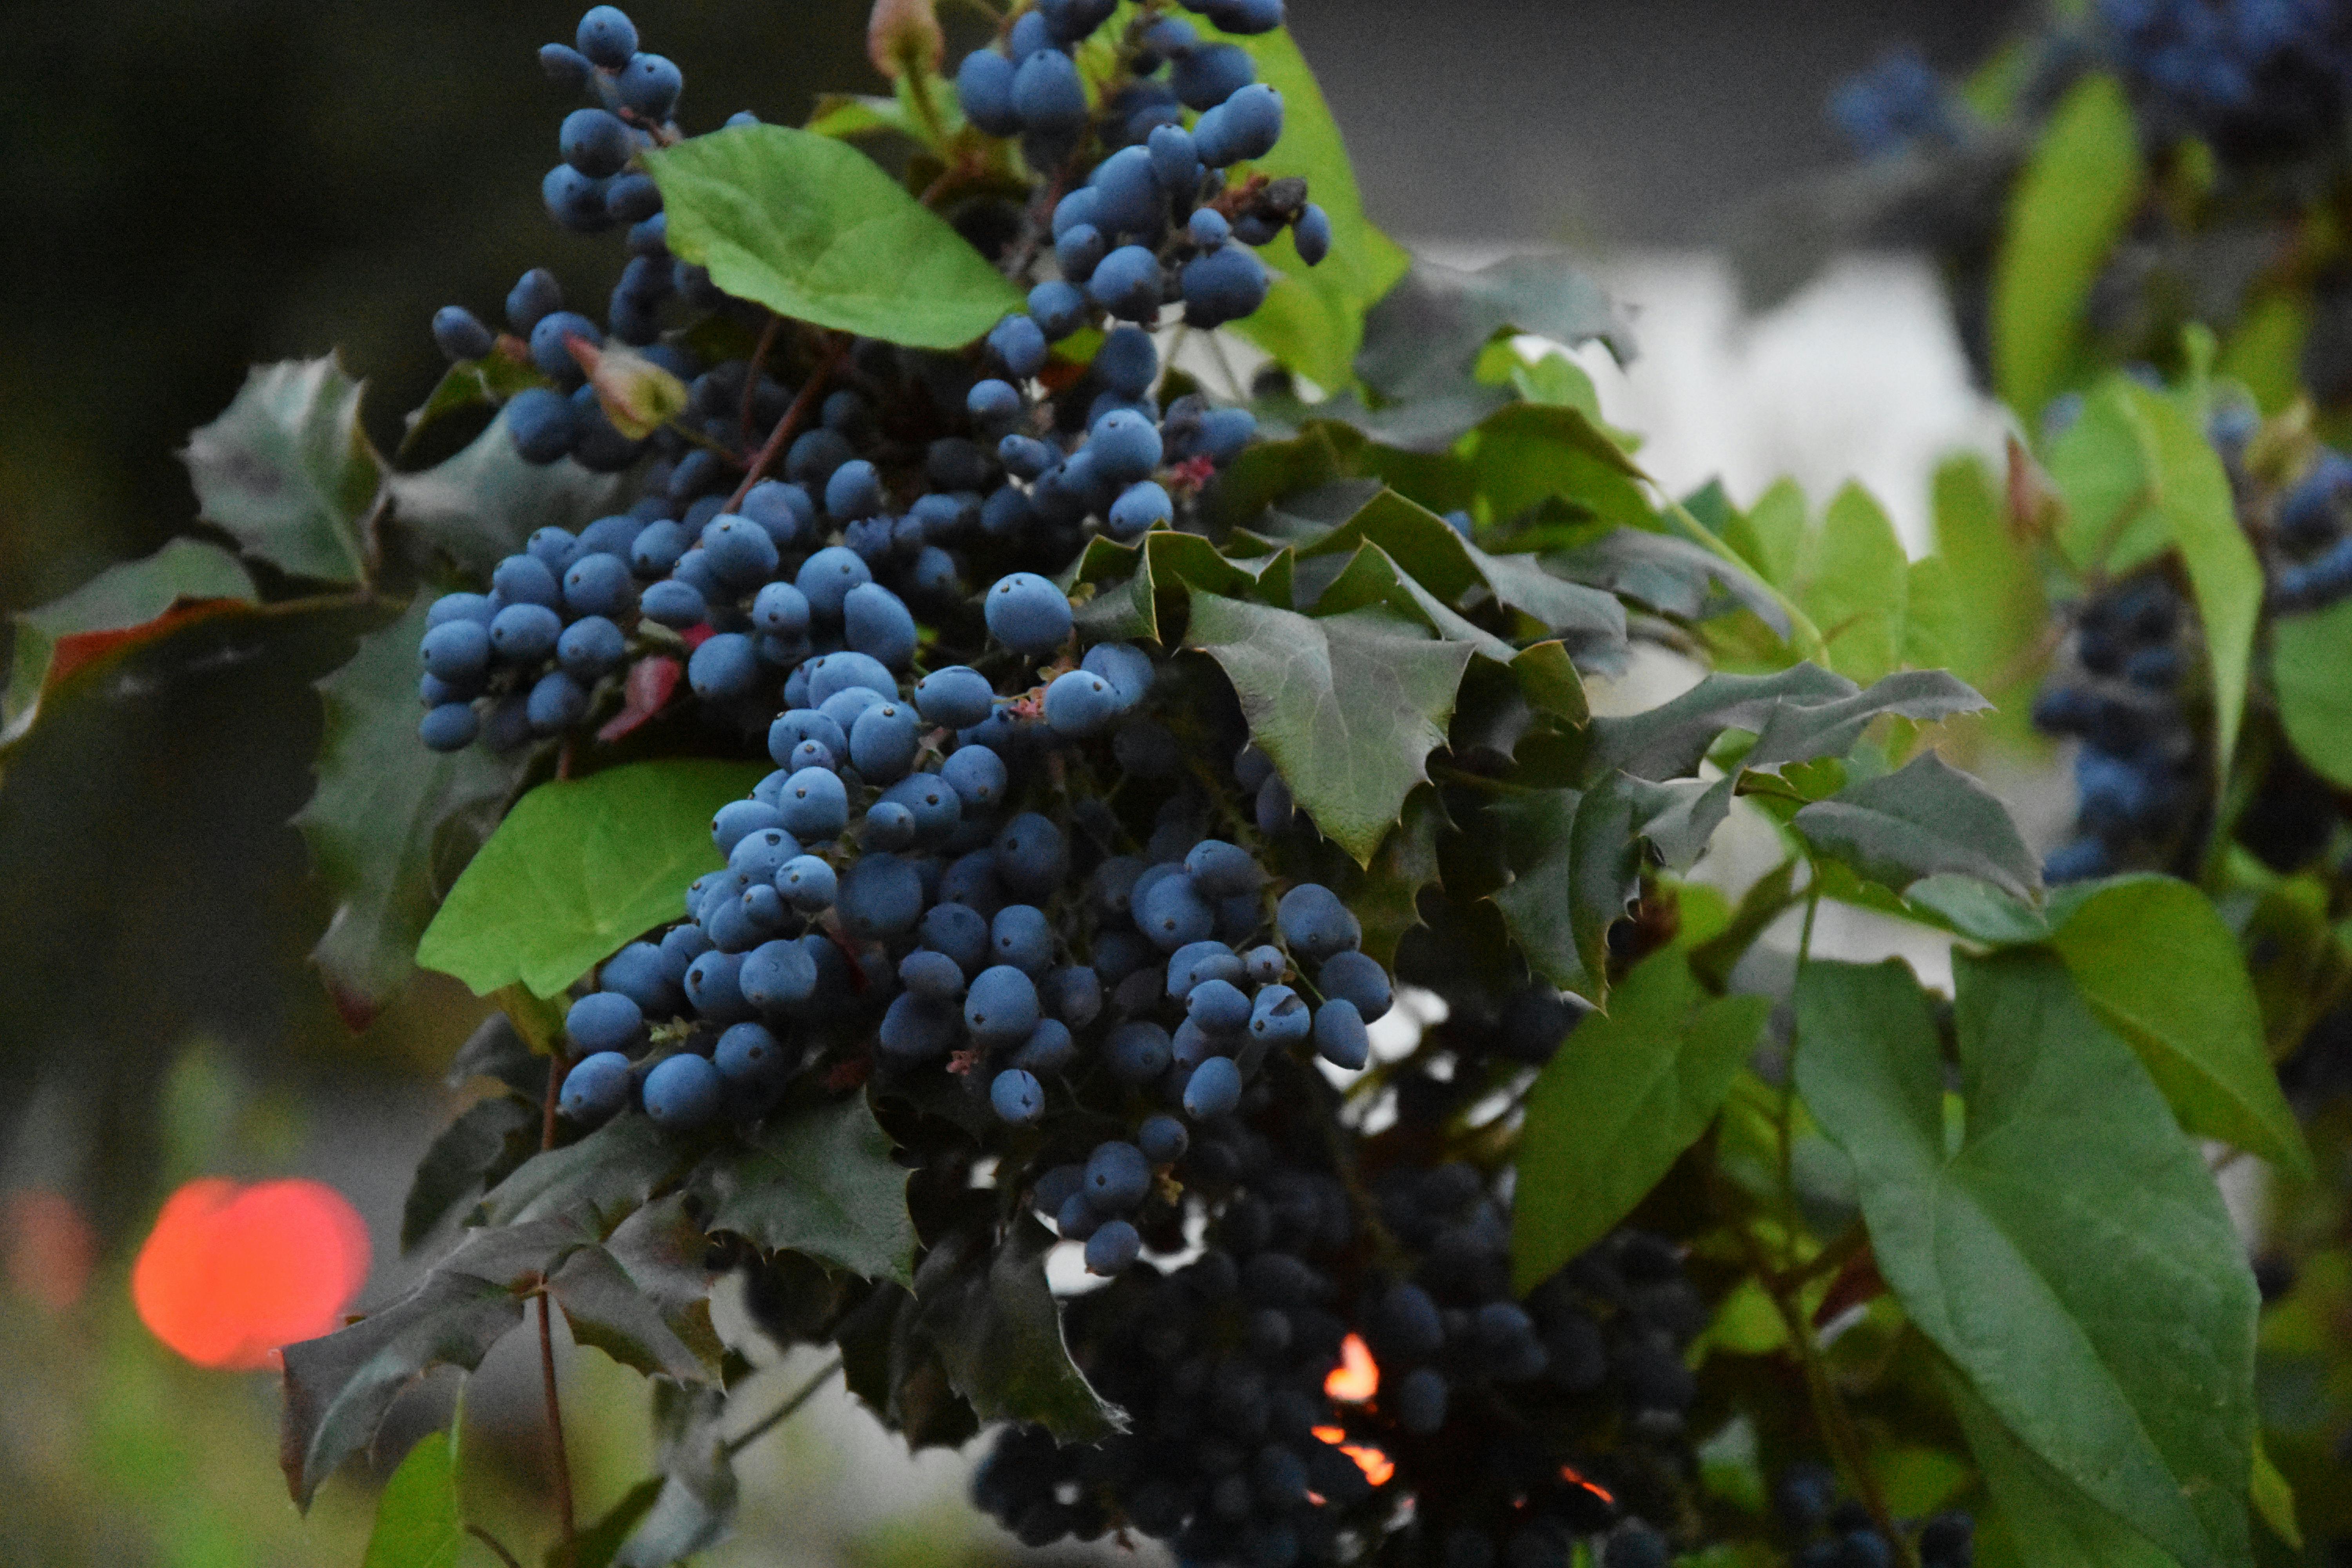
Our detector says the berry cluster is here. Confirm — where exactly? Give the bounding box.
[2030,573,2197,884]
[2267,446,2352,609]
[1770,1464,1975,1568]
[1827,47,1961,159]
[2096,0,2352,160]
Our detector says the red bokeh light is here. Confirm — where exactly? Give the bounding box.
[131,1178,371,1370]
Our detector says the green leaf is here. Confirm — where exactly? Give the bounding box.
[1993,73,2144,418]
[1311,541,1515,662]
[2271,596,2352,787]
[1352,787,1448,969]
[1202,24,1411,390]
[281,1218,586,1508]
[1736,478,1810,592]
[915,1220,1123,1442]
[364,1425,463,1568]
[700,1093,918,1287]
[1487,774,1649,1005]
[1583,663,1857,782]
[1,539,257,749]
[1466,402,1653,530]
[1793,752,2041,901]
[419,758,768,999]
[388,408,626,580]
[1940,1358,2181,1568]
[2117,383,2262,771]
[2048,378,2161,570]
[1797,483,1912,686]
[181,356,383,584]
[1929,454,2049,713]
[401,1093,542,1251]
[1744,669,1990,769]
[1510,640,1588,727]
[1795,954,2258,1568]
[1511,941,1770,1291]
[645,124,1024,350]
[399,352,550,457]
[1358,254,1624,403]
[476,1111,698,1232]
[297,598,531,1027]
[2047,875,2308,1175]
[1185,592,1475,862]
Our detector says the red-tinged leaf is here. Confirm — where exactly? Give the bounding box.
[600,655,684,743]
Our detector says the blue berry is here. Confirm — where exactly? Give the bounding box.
[1084,1140,1153,1212]
[506,267,564,333]
[968,378,1022,423]
[421,619,493,683]
[1107,481,1171,539]
[777,766,850,839]
[1105,1020,1174,1083]
[1138,1114,1190,1164]
[700,514,780,590]
[527,670,589,734]
[965,964,1042,1045]
[1172,43,1254,111]
[1181,243,1270,327]
[540,42,593,89]
[992,1067,1047,1125]
[506,387,580,463]
[489,603,563,664]
[1139,873,1216,951]
[844,583,918,670]
[576,6,639,69]
[984,572,1074,655]
[1277,883,1360,960]
[642,1053,723,1130]
[797,545,874,621]
[529,310,602,382]
[1396,1367,1448,1434]
[688,632,761,703]
[1085,1218,1144,1275]
[1187,978,1252,1034]
[617,52,682,118]
[1012,48,1088,136]
[824,458,885,521]
[777,855,837,912]
[956,49,1022,136]
[560,1051,633,1122]
[850,702,921,781]
[1056,224,1108,283]
[806,650,896,705]
[1044,669,1122,736]
[1094,326,1159,397]
[879,993,960,1063]
[834,853,920,941]
[1313,998,1370,1069]
[715,1022,787,1083]
[988,313,1049,378]
[420,702,480,752]
[1249,985,1310,1045]
[432,307,495,361]
[562,552,634,619]
[1027,280,1088,340]
[1012,1017,1077,1073]
[990,904,1056,975]
[1293,202,1331,265]
[1150,123,1201,189]
[741,938,819,1011]
[561,107,633,178]
[900,948,966,999]
[1088,245,1165,322]
[942,744,1008,811]
[1088,409,1163,483]
[1319,950,1392,1021]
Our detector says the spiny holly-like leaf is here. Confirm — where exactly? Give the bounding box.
[1512,926,1770,1292]
[476,1111,698,1233]
[1797,484,1913,686]
[295,597,530,1028]
[646,124,1024,350]
[548,1241,720,1384]
[181,356,382,584]
[388,408,624,579]
[2047,876,2309,1176]
[700,1093,917,1287]
[401,1093,541,1250]
[1352,787,1449,969]
[363,1424,462,1568]
[1358,253,1625,403]
[1793,751,2041,901]
[915,1220,1123,1443]
[1553,526,1790,636]
[1310,541,1514,662]
[2271,596,2352,789]
[418,758,768,999]
[1202,22,1412,391]
[1186,592,1475,863]
[1487,783,1622,1005]
[1796,954,2256,1568]
[1,539,257,750]
[1743,669,1990,769]
[1583,663,1857,782]
[281,1218,586,1508]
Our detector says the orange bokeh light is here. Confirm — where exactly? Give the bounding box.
[1325,1332,1378,1402]
[1310,1423,1395,1487]
[1559,1465,1615,1505]
[131,1178,370,1370]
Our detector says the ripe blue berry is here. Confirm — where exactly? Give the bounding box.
[1084,1140,1152,1212]
[576,6,639,68]
[984,572,1074,655]
[419,702,480,752]
[1088,245,1165,323]
[917,666,996,729]
[1085,1218,1143,1274]
[560,1051,633,1122]
[991,1067,1046,1125]
[642,1052,723,1129]
[965,964,1042,1046]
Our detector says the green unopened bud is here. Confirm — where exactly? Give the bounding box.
[867,0,943,82]
[568,337,689,440]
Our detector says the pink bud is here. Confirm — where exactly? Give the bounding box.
[867,0,944,81]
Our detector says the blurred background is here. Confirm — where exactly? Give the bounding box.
[0,2,2025,1563]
